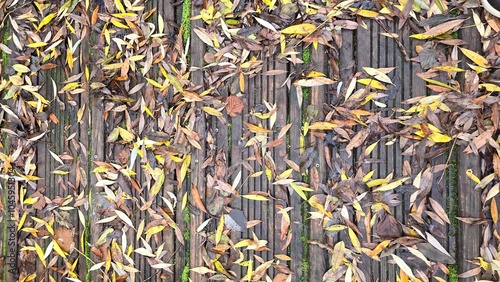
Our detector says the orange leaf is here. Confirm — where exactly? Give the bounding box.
[244,122,272,133]
[492,198,498,225]
[191,184,208,214]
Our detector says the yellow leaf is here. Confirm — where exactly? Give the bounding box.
[460,47,491,68]
[348,227,361,252]
[363,170,375,182]
[77,104,85,123]
[214,259,233,278]
[373,177,409,192]
[216,214,225,245]
[366,178,389,188]
[166,73,184,93]
[10,75,24,86]
[202,106,222,117]
[23,197,39,205]
[242,194,269,201]
[234,239,253,248]
[182,192,188,211]
[35,242,46,266]
[27,41,48,48]
[38,13,56,31]
[262,0,276,9]
[111,19,129,29]
[466,169,481,184]
[480,83,500,92]
[281,23,317,35]
[119,128,135,142]
[13,64,30,73]
[431,66,464,73]
[421,78,456,90]
[53,239,67,258]
[428,132,452,143]
[365,141,379,155]
[290,182,312,200]
[357,78,387,90]
[244,122,272,133]
[307,121,337,130]
[52,170,70,175]
[102,62,123,70]
[180,154,190,187]
[145,225,166,235]
[369,240,391,257]
[324,224,347,231]
[352,8,379,18]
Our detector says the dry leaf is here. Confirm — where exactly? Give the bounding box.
[226,95,244,117]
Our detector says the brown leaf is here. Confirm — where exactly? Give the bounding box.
[264,138,283,148]
[346,129,369,151]
[54,227,74,254]
[429,198,451,224]
[273,273,289,282]
[493,198,499,225]
[226,95,244,117]
[376,213,402,239]
[457,267,481,278]
[494,153,500,178]
[191,184,208,214]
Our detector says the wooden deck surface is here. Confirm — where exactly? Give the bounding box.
[0,1,485,281]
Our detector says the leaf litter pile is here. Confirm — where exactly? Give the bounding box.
[1,0,500,281]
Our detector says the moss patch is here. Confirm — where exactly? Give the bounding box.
[181,0,191,45]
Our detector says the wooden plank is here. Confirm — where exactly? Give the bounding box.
[382,19,397,282]
[288,54,304,280]
[456,16,482,282]
[308,44,328,282]
[456,146,481,281]
[262,55,272,273]
[355,20,375,280]
[273,56,288,267]
[188,0,206,280]
[155,3,176,281]
[174,3,187,281]
[89,32,107,282]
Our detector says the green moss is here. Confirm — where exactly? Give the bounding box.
[303,46,311,64]
[447,148,458,236]
[448,264,458,281]
[182,260,190,282]
[300,204,310,282]
[302,46,311,100]
[183,207,190,240]
[181,0,191,45]
[181,207,190,282]
[85,217,91,282]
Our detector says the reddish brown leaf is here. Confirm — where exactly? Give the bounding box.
[54,227,74,254]
[264,138,283,148]
[226,95,244,117]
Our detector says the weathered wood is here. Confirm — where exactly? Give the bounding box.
[273,56,288,268]
[457,147,481,281]
[289,55,304,281]
[189,0,206,280]
[89,27,107,282]
[356,20,376,280]
[308,44,328,282]
[456,16,482,282]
